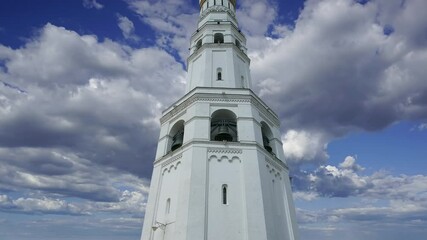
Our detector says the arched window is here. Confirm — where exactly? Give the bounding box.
[217,68,222,80]
[169,120,185,152]
[211,109,237,142]
[214,33,224,44]
[221,0,224,6]
[222,184,228,204]
[214,0,216,5]
[261,122,275,154]
[196,39,202,50]
[235,39,241,48]
[241,76,245,88]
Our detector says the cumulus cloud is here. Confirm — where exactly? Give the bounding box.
[339,155,364,172]
[0,24,185,176]
[293,156,427,203]
[248,0,427,165]
[293,157,427,239]
[83,0,104,10]
[117,15,140,42]
[0,186,147,216]
[0,195,89,215]
[236,0,278,36]
[0,148,151,202]
[0,23,185,220]
[282,129,329,164]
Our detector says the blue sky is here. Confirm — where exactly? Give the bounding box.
[0,0,427,240]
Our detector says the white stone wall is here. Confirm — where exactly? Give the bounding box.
[141,89,299,240]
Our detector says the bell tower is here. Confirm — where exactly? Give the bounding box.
[140,1,299,239]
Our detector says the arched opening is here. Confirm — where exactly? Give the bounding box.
[196,39,202,50]
[211,109,237,142]
[222,184,228,205]
[214,33,224,44]
[261,122,274,154]
[235,39,241,48]
[241,76,245,88]
[169,120,185,152]
[217,68,222,80]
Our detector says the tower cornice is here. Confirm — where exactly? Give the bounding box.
[160,87,280,126]
[153,140,288,170]
[199,5,236,21]
[200,0,236,8]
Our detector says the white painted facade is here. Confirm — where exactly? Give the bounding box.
[140,1,299,239]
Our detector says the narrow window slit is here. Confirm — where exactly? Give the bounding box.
[166,198,171,214]
[222,184,228,205]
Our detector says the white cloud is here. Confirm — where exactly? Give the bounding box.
[294,156,427,204]
[0,23,185,217]
[117,15,140,42]
[293,191,319,201]
[293,159,427,239]
[0,187,148,216]
[83,0,104,10]
[15,197,87,215]
[236,0,277,36]
[339,155,364,172]
[282,129,329,164]
[245,0,427,168]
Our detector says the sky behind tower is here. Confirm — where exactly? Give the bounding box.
[0,0,427,240]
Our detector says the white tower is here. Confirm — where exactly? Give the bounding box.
[140,1,299,239]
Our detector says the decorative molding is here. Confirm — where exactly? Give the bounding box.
[208,155,241,163]
[160,91,280,129]
[210,103,239,108]
[265,156,285,171]
[199,97,251,103]
[160,94,251,124]
[258,112,276,129]
[266,161,283,180]
[162,161,181,175]
[200,6,236,20]
[207,148,242,154]
[169,110,187,125]
[161,154,183,168]
[160,96,197,124]
[250,99,280,126]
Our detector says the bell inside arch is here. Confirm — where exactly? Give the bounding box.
[263,136,273,153]
[171,130,184,151]
[215,125,233,141]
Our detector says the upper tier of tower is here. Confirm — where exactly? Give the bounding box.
[200,0,236,8]
[186,0,251,92]
[198,0,238,27]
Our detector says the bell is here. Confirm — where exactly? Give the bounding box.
[215,125,233,141]
[171,131,184,151]
[263,136,273,153]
